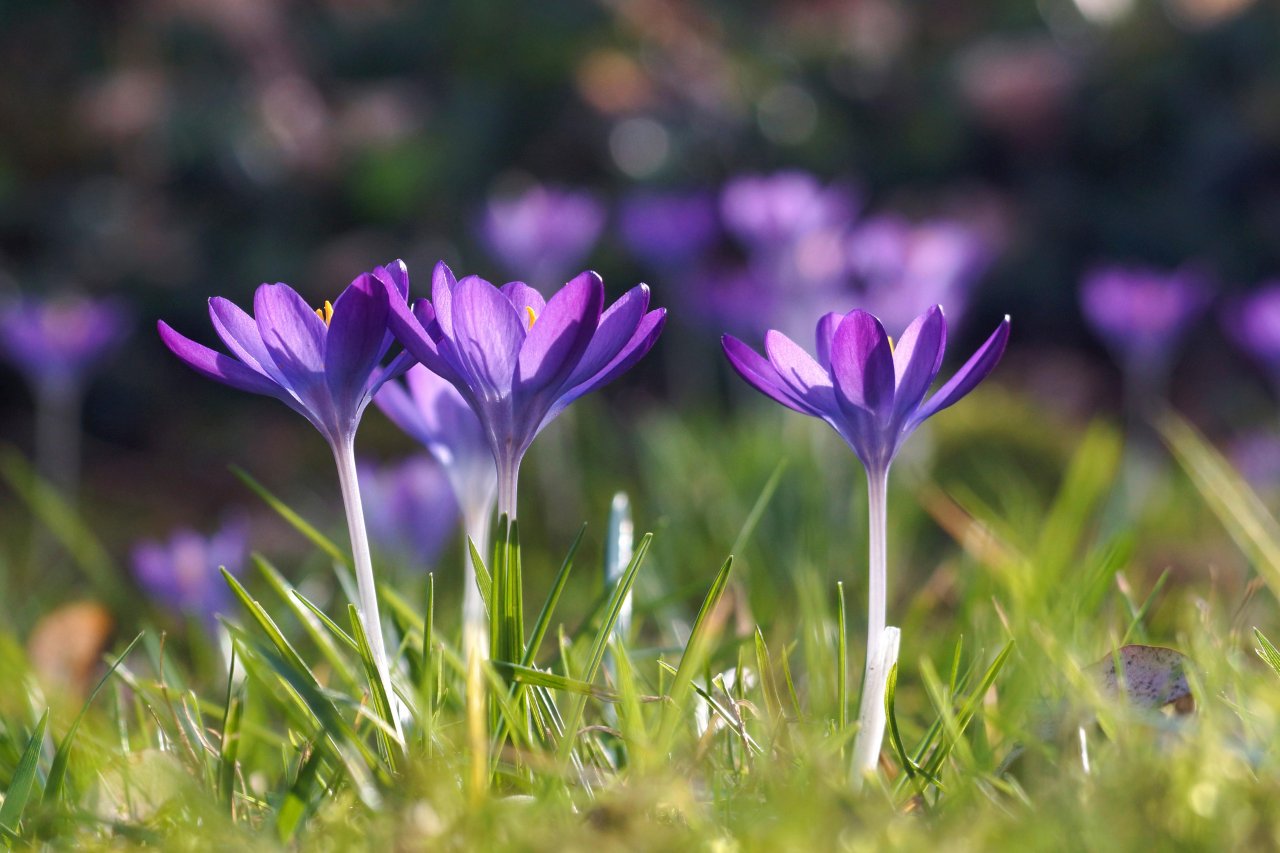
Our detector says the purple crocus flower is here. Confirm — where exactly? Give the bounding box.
[376,364,498,655]
[159,261,414,738]
[1227,281,1280,390]
[723,305,1010,781]
[158,262,413,447]
[0,294,131,496]
[719,171,859,249]
[480,184,606,288]
[0,294,130,390]
[845,215,994,333]
[1080,265,1210,380]
[132,518,249,631]
[723,306,1010,475]
[384,262,666,520]
[359,455,458,569]
[618,190,719,269]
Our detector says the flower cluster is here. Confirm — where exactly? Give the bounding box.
[158,242,1007,779]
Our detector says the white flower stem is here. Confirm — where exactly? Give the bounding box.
[852,467,890,780]
[332,437,404,743]
[462,496,494,660]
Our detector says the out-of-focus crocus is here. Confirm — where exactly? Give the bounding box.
[0,294,130,495]
[845,215,994,333]
[619,190,719,270]
[359,455,458,569]
[1229,429,1280,493]
[719,171,860,341]
[376,365,497,655]
[159,261,413,738]
[723,306,1010,782]
[1227,282,1280,389]
[385,262,666,521]
[0,295,130,390]
[481,184,606,288]
[1080,265,1210,383]
[131,518,248,631]
[720,171,858,249]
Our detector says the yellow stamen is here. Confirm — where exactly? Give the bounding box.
[887,335,895,353]
[525,306,538,327]
[315,300,334,325]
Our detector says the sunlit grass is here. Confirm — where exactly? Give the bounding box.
[2,395,1280,849]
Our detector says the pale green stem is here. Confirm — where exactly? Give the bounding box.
[852,466,890,779]
[332,436,404,742]
[462,495,494,660]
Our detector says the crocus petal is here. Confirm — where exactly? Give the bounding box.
[431,261,457,339]
[385,291,456,381]
[516,270,603,397]
[765,329,836,410]
[562,284,650,389]
[450,275,525,399]
[831,310,895,419]
[374,379,430,446]
[208,297,285,385]
[722,333,821,416]
[369,348,416,394]
[326,273,390,414]
[890,306,947,423]
[815,312,842,365]
[159,320,291,400]
[912,316,1011,426]
[253,283,330,410]
[541,308,666,431]
[375,259,410,302]
[501,282,547,330]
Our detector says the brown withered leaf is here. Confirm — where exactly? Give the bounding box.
[28,600,115,697]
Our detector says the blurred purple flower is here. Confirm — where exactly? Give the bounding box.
[385,262,666,518]
[1229,429,1280,492]
[1227,281,1280,381]
[376,365,496,526]
[723,306,1010,475]
[480,184,606,287]
[720,171,859,249]
[845,215,994,333]
[619,190,719,269]
[376,364,498,655]
[359,455,458,568]
[158,260,413,447]
[0,295,130,390]
[131,518,248,630]
[1080,265,1210,376]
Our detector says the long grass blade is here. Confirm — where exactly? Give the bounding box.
[657,555,734,748]
[44,631,144,803]
[0,710,49,833]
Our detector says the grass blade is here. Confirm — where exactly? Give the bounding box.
[0,710,49,834]
[44,631,144,803]
[1255,628,1280,679]
[231,466,350,567]
[657,555,735,748]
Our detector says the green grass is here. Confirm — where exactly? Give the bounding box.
[3,395,1280,849]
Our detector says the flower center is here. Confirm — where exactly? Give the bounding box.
[315,301,334,325]
[525,306,538,327]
